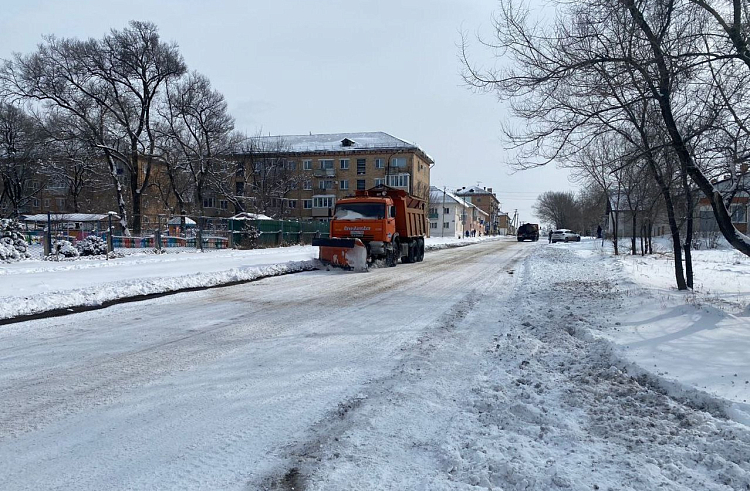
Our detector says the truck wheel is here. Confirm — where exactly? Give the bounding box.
[387,239,399,267]
[417,238,425,262]
[403,241,416,263]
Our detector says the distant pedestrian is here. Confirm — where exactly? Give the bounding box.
[597,225,602,239]
[548,230,553,243]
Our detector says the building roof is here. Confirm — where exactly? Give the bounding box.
[455,186,496,197]
[229,212,273,221]
[250,131,434,164]
[166,217,197,225]
[21,213,119,223]
[430,186,488,216]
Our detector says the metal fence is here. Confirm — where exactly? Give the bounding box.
[19,213,330,258]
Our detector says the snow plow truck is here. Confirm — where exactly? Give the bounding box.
[312,185,427,270]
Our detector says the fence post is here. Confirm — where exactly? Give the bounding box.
[107,212,114,257]
[44,211,52,256]
[155,214,162,252]
[196,216,204,251]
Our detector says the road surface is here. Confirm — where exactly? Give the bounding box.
[0,239,526,490]
[2,239,749,490]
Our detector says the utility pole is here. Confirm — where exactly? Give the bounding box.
[441,186,446,238]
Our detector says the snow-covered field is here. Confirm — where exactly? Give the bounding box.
[1,236,749,489]
[0,235,504,320]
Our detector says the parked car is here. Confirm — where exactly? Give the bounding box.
[551,229,581,243]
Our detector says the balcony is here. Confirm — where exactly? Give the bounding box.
[428,212,439,219]
[313,169,336,178]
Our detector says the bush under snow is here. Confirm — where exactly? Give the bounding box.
[0,219,30,262]
[51,240,80,259]
[76,235,108,256]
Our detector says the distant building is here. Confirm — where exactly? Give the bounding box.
[454,186,501,234]
[428,186,488,238]
[697,172,749,235]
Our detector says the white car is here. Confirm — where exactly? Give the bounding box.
[551,229,581,243]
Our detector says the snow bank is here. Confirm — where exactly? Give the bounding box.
[548,238,750,425]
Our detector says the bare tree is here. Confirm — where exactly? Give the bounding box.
[157,71,239,219]
[2,21,186,234]
[461,0,750,262]
[0,103,45,217]
[534,191,580,230]
[38,114,109,212]
[241,135,303,218]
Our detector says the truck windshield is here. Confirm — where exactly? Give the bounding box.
[334,203,386,220]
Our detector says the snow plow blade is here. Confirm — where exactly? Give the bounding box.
[312,237,368,271]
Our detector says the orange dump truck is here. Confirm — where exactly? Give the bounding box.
[312,185,428,270]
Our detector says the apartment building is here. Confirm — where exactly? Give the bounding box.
[236,132,433,220]
[428,186,488,238]
[454,186,501,234]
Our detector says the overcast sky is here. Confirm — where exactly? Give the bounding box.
[0,0,576,225]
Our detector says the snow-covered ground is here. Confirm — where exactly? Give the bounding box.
[569,238,750,423]
[1,237,749,489]
[0,235,505,320]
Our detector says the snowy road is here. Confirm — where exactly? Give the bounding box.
[2,240,750,490]
[0,239,524,489]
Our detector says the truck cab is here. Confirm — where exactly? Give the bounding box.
[313,185,427,268]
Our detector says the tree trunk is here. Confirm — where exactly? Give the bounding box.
[682,171,694,289]
[631,213,637,255]
[611,209,619,255]
[643,155,687,289]
[105,154,130,236]
[624,0,750,257]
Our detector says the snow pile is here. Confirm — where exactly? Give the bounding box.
[0,219,30,262]
[76,235,108,256]
[0,260,318,319]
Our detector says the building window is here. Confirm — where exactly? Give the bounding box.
[303,160,312,170]
[386,173,409,188]
[340,180,349,190]
[319,159,334,170]
[235,182,245,195]
[374,178,385,186]
[220,200,228,210]
[357,179,366,190]
[730,204,747,223]
[303,180,312,190]
[390,157,407,168]
[319,180,333,190]
[313,195,335,208]
[288,200,297,209]
[203,197,216,208]
[444,207,449,214]
[340,159,350,170]
[56,198,65,208]
[444,222,450,229]
[32,198,39,208]
[286,161,297,171]
[375,158,384,169]
[430,222,437,229]
[44,198,50,208]
[303,199,312,209]
[357,159,366,175]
